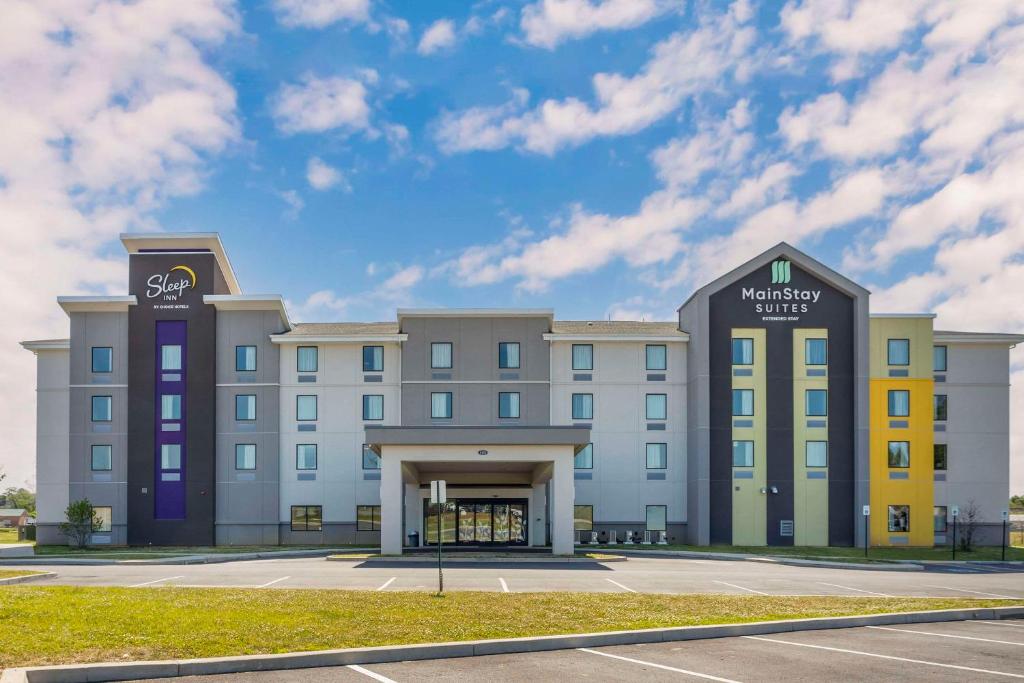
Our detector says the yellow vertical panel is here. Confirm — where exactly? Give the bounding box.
[732,328,766,546]
[793,328,829,546]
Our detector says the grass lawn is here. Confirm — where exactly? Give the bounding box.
[594,543,1024,562]
[0,587,1015,668]
[32,544,367,559]
[0,528,24,544]
[0,570,44,580]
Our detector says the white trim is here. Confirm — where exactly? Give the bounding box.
[544,334,688,342]
[70,384,128,388]
[933,332,1024,344]
[57,296,137,314]
[398,308,553,318]
[121,232,242,295]
[216,383,280,387]
[870,313,937,319]
[21,339,71,351]
[401,380,550,384]
[204,295,292,329]
[270,335,408,344]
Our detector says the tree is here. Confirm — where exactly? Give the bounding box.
[0,487,35,516]
[1011,494,1024,512]
[955,499,982,552]
[58,499,101,548]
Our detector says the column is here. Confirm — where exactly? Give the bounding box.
[550,451,575,555]
[380,452,403,555]
[530,483,547,547]
[404,483,421,546]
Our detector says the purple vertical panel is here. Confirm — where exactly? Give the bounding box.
[155,320,187,519]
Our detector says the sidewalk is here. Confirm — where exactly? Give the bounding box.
[0,548,376,566]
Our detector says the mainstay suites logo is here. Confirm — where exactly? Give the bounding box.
[741,259,821,321]
[147,265,197,309]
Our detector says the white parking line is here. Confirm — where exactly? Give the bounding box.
[129,576,182,587]
[979,621,1024,630]
[499,577,510,593]
[605,578,637,593]
[347,664,398,682]
[578,648,741,682]
[743,636,1024,679]
[376,576,397,591]
[257,576,290,588]
[713,580,768,595]
[867,625,1024,646]
[924,584,1019,599]
[817,582,891,597]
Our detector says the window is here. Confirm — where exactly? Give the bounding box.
[646,505,667,532]
[93,506,112,533]
[887,441,910,468]
[646,344,667,371]
[646,443,667,469]
[888,505,910,532]
[431,392,452,419]
[431,342,453,369]
[572,344,593,370]
[296,444,317,470]
[235,346,256,372]
[646,393,667,420]
[574,505,593,531]
[806,441,828,468]
[235,444,256,470]
[362,444,380,470]
[161,394,181,420]
[498,392,520,418]
[235,394,256,421]
[91,347,112,373]
[363,394,384,421]
[161,444,181,470]
[290,505,322,531]
[571,393,593,420]
[732,441,754,467]
[805,338,828,366]
[887,390,910,417]
[357,505,381,531]
[805,389,828,416]
[732,389,753,416]
[933,345,947,372]
[934,394,947,421]
[362,345,383,372]
[934,443,947,471]
[498,342,520,369]
[161,344,182,371]
[296,395,317,421]
[732,338,753,365]
[934,506,948,532]
[296,346,318,373]
[574,443,593,469]
[887,339,910,366]
[91,445,112,471]
[91,395,112,422]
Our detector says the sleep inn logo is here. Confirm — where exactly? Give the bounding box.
[741,259,821,321]
[147,265,197,309]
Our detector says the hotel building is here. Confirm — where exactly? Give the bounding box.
[22,234,1022,551]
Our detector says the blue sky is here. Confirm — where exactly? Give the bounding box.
[2,0,1023,489]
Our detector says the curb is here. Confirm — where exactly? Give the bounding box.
[328,554,626,564]
[587,548,923,571]
[0,571,56,586]
[4,606,1022,683]
[0,548,375,567]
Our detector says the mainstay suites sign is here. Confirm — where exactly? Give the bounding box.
[741,259,822,321]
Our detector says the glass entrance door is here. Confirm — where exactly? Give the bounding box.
[425,498,528,545]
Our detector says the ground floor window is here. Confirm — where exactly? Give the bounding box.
[357,505,381,531]
[574,505,593,531]
[888,505,910,532]
[934,506,948,533]
[646,505,667,532]
[290,505,322,531]
[93,506,112,532]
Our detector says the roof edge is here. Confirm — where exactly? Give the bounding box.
[21,339,71,351]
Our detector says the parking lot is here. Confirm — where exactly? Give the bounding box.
[15,554,1024,599]
[141,620,1024,682]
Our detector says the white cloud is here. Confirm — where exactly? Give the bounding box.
[271,73,375,135]
[0,0,240,488]
[272,0,371,29]
[604,296,672,322]
[418,19,457,55]
[520,0,678,49]
[651,100,754,190]
[288,265,424,322]
[435,2,755,155]
[306,157,350,191]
